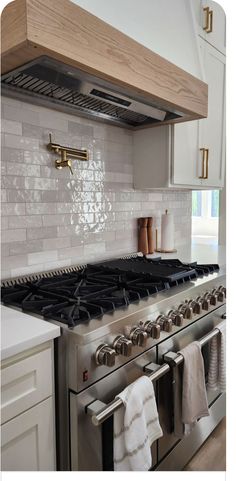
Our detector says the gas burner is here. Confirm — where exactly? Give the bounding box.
[1,257,220,327]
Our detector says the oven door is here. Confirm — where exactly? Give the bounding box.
[70,346,160,471]
[156,304,226,464]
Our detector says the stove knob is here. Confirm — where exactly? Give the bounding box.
[113,336,132,357]
[196,296,210,311]
[144,321,161,339]
[204,291,218,306]
[217,291,225,302]
[212,287,226,302]
[168,310,184,326]
[156,315,173,332]
[218,285,226,297]
[187,299,202,315]
[178,303,193,319]
[95,344,116,367]
[130,327,148,347]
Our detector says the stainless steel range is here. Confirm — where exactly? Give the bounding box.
[1,254,226,471]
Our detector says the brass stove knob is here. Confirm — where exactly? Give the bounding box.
[95,344,116,367]
[178,303,193,319]
[156,315,173,332]
[168,310,184,326]
[144,320,161,339]
[187,299,202,315]
[129,327,148,347]
[113,335,132,357]
[196,295,210,311]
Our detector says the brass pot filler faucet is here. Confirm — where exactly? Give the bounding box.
[47,133,89,174]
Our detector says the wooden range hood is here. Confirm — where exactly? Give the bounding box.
[1,0,208,129]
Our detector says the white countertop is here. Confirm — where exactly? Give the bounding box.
[1,306,61,361]
[147,243,226,268]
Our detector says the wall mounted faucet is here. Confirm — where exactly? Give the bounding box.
[47,133,89,174]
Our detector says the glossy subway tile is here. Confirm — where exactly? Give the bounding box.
[1,96,191,279]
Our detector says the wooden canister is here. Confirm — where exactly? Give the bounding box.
[138,217,148,255]
[147,217,154,254]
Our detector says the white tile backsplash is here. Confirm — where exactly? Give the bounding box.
[1,96,192,279]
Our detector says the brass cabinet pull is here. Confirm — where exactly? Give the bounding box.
[199,148,209,179]
[205,148,209,179]
[203,6,213,33]
[199,148,206,179]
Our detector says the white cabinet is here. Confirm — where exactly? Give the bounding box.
[1,346,53,424]
[1,342,56,471]
[1,397,55,471]
[172,39,225,188]
[197,39,225,187]
[192,0,226,54]
[134,24,225,190]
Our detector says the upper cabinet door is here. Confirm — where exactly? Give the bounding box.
[197,0,226,54]
[171,121,203,187]
[198,38,226,188]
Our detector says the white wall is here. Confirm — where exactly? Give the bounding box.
[71,0,203,78]
[219,183,226,244]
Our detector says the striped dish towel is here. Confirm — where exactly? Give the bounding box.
[208,321,226,392]
[113,376,163,471]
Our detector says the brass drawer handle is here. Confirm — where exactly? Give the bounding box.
[199,148,209,179]
[203,6,213,33]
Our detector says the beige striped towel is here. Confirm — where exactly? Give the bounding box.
[208,321,226,392]
[113,376,163,471]
[179,341,209,436]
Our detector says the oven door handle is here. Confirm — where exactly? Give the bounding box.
[163,325,222,437]
[87,326,221,427]
[163,325,221,367]
[86,362,170,426]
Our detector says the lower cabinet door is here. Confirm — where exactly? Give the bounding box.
[1,397,55,471]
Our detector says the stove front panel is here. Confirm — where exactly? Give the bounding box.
[67,274,226,392]
[70,346,157,471]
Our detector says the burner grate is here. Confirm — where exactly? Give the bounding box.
[1,256,220,328]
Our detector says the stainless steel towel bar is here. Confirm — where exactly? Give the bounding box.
[88,326,221,426]
[87,363,170,426]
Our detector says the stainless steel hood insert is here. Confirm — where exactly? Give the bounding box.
[1,56,183,128]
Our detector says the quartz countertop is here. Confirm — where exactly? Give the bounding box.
[147,243,226,268]
[1,306,61,361]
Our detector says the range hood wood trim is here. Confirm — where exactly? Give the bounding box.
[1,0,208,124]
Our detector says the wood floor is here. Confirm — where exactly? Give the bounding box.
[184,417,226,471]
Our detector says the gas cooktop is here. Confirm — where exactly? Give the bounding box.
[1,256,219,328]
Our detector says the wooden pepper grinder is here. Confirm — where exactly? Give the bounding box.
[147,217,154,254]
[138,218,148,255]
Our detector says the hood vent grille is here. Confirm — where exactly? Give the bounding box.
[1,57,182,128]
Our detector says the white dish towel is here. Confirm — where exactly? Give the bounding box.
[208,321,226,392]
[180,341,209,435]
[113,375,163,471]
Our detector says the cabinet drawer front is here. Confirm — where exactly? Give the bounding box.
[1,347,53,424]
[1,396,55,471]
